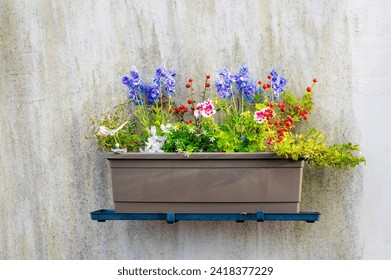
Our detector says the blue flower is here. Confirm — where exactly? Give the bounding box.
[270,69,287,101]
[163,69,176,95]
[151,66,176,97]
[143,83,161,104]
[122,66,177,106]
[234,63,257,103]
[215,67,234,99]
[122,70,143,105]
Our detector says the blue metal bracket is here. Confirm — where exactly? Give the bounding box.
[90,209,320,223]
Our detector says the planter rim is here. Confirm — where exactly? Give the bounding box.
[105,152,298,160]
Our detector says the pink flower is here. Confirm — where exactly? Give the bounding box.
[254,108,274,123]
[194,99,216,118]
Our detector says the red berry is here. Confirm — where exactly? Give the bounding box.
[206,75,211,79]
[268,121,273,125]
[205,82,210,88]
[188,78,193,82]
[303,115,308,120]
[281,107,286,112]
[313,78,317,83]
[277,138,283,143]
[267,83,271,88]
[258,80,263,85]
[306,87,312,92]
[185,83,191,88]
[286,121,292,127]
[267,75,271,79]
[295,105,301,111]
[187,99,192,104]
[269,102,274,108]
[287,115,294,122]
[189,119,194,123]
[175,108,180,113]
[262,84,267,90]
[274,120,280,126]
[184,107,188,113]
[168,109,173,113]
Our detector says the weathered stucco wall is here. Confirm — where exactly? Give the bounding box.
[0,0,390,259]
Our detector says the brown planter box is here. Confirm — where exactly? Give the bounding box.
[106,152,304,213]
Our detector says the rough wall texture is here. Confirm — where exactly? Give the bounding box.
[0,0,390,259]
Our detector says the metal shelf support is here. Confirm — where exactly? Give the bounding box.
[90,209,320,223]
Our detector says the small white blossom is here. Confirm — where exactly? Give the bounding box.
[97,121,129,137]
[97,126,110,136]
[141,126,166,153]
[209,137,215,142]
[161,123,172,133]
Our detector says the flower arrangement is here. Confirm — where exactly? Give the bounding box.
[91,63,365,170]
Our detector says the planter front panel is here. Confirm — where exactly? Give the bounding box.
[107,153,304,213]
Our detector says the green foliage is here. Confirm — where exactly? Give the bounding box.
[215,110,269,152]
[134,100,172,139]
[89,103,141,152]
[162,118,219,153]
[270,128,366,169]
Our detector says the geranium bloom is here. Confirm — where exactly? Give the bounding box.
[194,99,216,118]
[254,108,274,123]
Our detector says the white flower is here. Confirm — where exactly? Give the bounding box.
[149,126,157,136]
[161,123,172,133]
[97,121,129,137]
[141,126,166,153]
[97,126,110,136]
[189,127,196,133]
[209,137,215,142]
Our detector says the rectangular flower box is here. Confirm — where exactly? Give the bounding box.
[106,152,304,213]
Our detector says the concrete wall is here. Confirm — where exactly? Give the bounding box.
[1,0,390,259]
